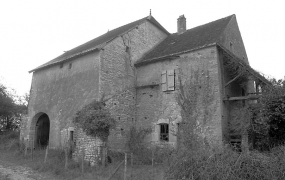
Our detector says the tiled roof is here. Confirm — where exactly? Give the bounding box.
[29,16,169,73]
[136,15,234,65]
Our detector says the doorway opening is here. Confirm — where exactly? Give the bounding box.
[35,113,50,147]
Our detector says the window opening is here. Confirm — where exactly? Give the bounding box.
[160,123,169,141]
[230,42,233,51]
[60,63,63,69]
[69,63,72,69]
[69,131,74,141]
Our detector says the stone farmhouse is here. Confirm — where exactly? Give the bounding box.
[21,13,269,152]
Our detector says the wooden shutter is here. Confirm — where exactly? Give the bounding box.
[161,70,167,91]
[167,69,175,91]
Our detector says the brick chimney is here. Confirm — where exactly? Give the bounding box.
[177,15,186,34]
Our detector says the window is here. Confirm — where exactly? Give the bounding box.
[60,63,63,69]
[160,123,169,141]
[230,42,234,52]
[161,70,175,91]
[69,63,72,69]
[69,130,74,141]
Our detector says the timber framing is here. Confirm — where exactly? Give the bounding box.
[225,74,242,87]
[217,44,271,86]
[223,94,261,101]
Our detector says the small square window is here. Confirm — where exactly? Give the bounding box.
[229,42,234,52]
[60,63,63,69]
[160,123,169,141]
[69,63,72,69]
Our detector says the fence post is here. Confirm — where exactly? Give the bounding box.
[24,139,28,157]
[31,137,34,160]
[65,141,68,169]
[102,143,106,167]
[130,153,133,179]
[44,144,49,163]
[81,148,85,174]
[152,148,154,180]
[124,152,127,180]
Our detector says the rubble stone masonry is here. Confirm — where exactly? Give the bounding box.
[136,46,223,148]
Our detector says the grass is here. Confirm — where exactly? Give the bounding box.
[6,130,285,180]
[0,131,164,180]
[0,173,10,180]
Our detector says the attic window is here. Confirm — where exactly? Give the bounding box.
[230,42,234,52]
[160,123,169,141]
[161,70,175,91]
[60,63,63,69]
[69,63,72,69]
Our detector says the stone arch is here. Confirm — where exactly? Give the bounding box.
[30,112,50,148]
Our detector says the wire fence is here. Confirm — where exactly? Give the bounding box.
[107,150,165,180]
[106,143,172,180]
[21,139,170,180]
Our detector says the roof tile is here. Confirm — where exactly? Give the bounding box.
[136,15,234,65]
[30,16,168,72]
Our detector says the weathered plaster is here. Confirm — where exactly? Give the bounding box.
[26,51,100,148]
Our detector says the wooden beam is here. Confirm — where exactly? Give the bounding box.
[224,74,242,87]
[224,95,261,101]
[135,83,160,89]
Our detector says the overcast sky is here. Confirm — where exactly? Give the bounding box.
[0,0,284,96]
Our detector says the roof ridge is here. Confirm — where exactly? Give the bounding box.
[217,14,235,39]
[173,14,235,35]
[137,14,235,64]
[30,15,168,73]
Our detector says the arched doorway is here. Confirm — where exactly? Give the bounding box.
[35,113,50,147]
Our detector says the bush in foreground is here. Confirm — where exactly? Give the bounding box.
[164,145,285,180]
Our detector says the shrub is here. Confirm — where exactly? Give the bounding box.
[73,99,115,141]
[164,145,285,180]
[0,131,20,150]
[126,126,153,164]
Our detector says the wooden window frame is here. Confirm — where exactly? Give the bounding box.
[161,70,176,92]
[159,123,169,142]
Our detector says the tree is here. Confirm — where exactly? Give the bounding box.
[0,82,28,132]
[258,78,285,147]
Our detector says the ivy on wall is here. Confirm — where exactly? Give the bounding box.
[73,99,116,142]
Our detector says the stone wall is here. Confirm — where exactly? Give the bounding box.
[72,128,103,166]
[99,21,167,151]
[136,46,223,147]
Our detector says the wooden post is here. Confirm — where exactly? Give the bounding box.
[31,137,34,160]
[65,141,68,169]
[81,148,85,174]
[130,153,133,179]
[124,152,127,180]
[102,146,106,167]
[152,148,155,180]
[44,144,49,163]
[24,139,28,157]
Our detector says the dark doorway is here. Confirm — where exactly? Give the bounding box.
[36,114,50,147]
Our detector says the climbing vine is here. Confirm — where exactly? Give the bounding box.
[176,66,216,150]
